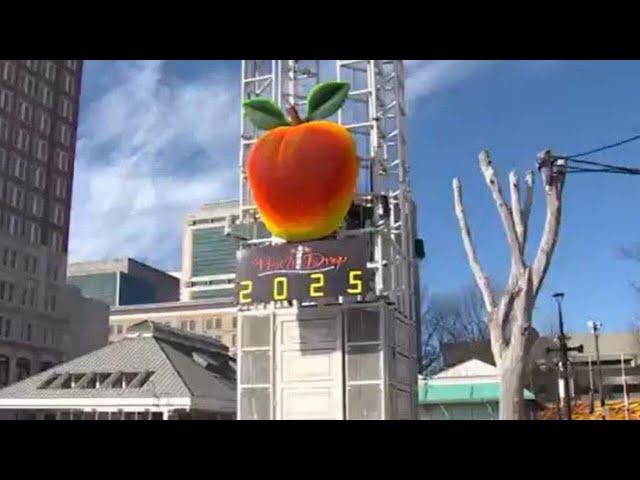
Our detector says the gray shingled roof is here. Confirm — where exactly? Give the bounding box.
[0,321,236,412]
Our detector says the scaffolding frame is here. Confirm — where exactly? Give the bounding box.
[237,60,418,419]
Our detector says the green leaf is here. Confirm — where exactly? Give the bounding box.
[306,82,350,121]
[243,98,290,130]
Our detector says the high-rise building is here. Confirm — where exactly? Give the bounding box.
[181,200,240,301]
[68,258,180,307]
[0,60,109,389]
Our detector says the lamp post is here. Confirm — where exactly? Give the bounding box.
[587,320,605,413]
[545,293,583,420]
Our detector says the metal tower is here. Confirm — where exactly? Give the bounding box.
[236,60,419,420]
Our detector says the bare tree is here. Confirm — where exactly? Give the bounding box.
[452,149,566,420]
[421,286,489,376]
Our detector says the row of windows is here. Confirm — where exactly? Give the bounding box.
[0,88,75,124]
[1,246,38,275]
[0,116,73,149]
[0,210,63,251]
[0,160,69,200]
[1,180,66,224]
[0,280,38,309]
[0,353,57,387]
[2,60,76,91]
[110,317,238,344]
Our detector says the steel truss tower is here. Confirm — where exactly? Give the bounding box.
[236,60,419,420]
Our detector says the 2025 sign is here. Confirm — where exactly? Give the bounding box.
[235,238,373,306]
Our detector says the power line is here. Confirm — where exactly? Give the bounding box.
[566,133,640,159]
[552,133,640,175]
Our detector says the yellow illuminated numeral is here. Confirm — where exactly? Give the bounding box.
[273,277,287,300]
[239,280,253,304]
[309,273,325,297]
[347,270,363,294]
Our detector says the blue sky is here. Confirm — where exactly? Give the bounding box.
[70,60,640,335]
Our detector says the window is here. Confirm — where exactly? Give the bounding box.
[10,154,27,180]
[1,61,16,83]
[17,99,32,124]
[50,230,63,252]
[45,293,56,312]
[64,60,77,71]
[206,318,213,330]
[0,280,14,302]
[215,318,221,329]
[24,60,39,71]
[41,85,53,107]
[43,61,57,81]
[0,117,9,141]
[20,73,36,96]
[8,183,25,209]
[0,147,6,171]
[29,286,37,306]
[8,214,23,237]
[20,287,28,306]
[48,263,59,282]
[26,323,32,341]
[51,203,64,226]
[34,167,46,190]
[63,73,75,94]
[109,325,115,336]
[232,334,237,347]
[0,355,9,386]
[30,194,44,217]
[4,317,10,337]
[57,123,71,146]
[28,222,41,244]
[55,149,69,171]
[60,97,73,121]
[0,89,13,112]
[40,361,53,372]
[232,317,237,329]
[54,176,66,198]
[38,110,51,135]
[189,320,195,331]
[13,127,30,152]
[16,358,30,381]
[2,247,15,268]
[116,324,123,335]
[34,138,47,161]
[180,321,187,331]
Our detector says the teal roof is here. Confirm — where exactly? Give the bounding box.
[419,382,535,404]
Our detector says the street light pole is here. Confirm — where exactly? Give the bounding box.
[554,293,573,420]
[588,320,605,412]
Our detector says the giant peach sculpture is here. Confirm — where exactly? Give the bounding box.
[243,82,358,241]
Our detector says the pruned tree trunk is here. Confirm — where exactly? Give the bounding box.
[453,150,565,420]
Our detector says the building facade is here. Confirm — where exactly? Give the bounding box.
[0,60,109,390]
[181,200,239,301]
[109,298,237,353]
[68,258,179,307]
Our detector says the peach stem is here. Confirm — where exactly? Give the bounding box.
[286,103,303,125]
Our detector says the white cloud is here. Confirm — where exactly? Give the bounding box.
[404,60,497,108]
[68,60,240,270]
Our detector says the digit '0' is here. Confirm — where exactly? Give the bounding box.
[273,277,287,300]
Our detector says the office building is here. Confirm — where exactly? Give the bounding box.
[0,60,108,390]
[181,200,239,301]
[109,297,237,353]
[68,258,179,307]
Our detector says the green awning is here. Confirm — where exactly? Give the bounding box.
[419,382,535,404]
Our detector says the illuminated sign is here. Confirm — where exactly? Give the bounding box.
[236,238,374,305]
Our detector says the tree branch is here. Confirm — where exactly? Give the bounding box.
[509,170,525,252]
[479,151,525,272]
[522,170,534,251]
[532,150,565,297]
[452,177,495,313]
